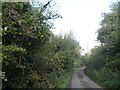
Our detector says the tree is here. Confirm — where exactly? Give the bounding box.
[2,2,59,88]
[2,1,81,88]
[83,2,120,88]
[97,2,120,71]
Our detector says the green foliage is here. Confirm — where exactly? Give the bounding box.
[2,2,82,88]
[85,67,120,88]
[27,33,81,88]
[83,2,120,88]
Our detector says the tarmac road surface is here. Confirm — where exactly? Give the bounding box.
[68,67,103,89]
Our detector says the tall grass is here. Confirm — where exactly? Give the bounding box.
[84,67,120,89]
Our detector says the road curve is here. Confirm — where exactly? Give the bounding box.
[68,67,102,89]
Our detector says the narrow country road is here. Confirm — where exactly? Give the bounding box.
[68,67,103,89]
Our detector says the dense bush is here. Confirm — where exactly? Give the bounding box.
[2,2,82,88]
[83,2,120,89]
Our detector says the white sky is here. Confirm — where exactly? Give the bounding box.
[50,0,117,54]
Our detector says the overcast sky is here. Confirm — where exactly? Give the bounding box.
[50,0,117,54]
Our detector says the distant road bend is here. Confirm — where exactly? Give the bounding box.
[68,67,103,89]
